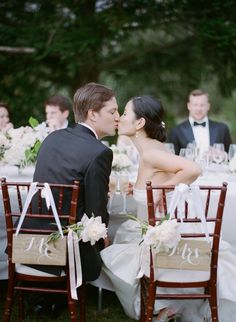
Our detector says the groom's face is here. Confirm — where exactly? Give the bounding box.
[93,96,120,139]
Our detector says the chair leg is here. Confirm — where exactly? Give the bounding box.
[78,283,86,322]
[145,283,156,322]
[3,277,15,322]
[97,287,103,313]
[18,290,25,321]
[140,280,146,322]
[67,280,78,322]
[209,295,219,322]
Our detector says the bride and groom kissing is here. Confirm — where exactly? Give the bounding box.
[30,82,201,320]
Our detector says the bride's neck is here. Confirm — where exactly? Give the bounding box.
[131,133,149,154]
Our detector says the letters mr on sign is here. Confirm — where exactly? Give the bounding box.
[12,234,67,266]
[155,239,211,271]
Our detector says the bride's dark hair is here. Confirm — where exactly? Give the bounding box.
[132,95,167,142]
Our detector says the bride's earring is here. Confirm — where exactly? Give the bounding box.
[135,130,139,138]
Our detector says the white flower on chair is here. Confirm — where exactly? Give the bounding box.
[80,214,107,245]
[47,213,107,246]
[143,219,181,252]
[128,214,181,252]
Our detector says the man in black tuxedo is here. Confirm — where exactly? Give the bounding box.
[32,83,119,283]
[168,89,232,155]
[44,94,74,131]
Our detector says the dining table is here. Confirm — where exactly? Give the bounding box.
[1,164,236,280]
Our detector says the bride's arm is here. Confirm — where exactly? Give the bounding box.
[144,148,202,186]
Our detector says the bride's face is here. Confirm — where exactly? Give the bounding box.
[118,100,137,136]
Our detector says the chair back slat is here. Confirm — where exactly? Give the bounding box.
[1,177,80,266]
[145,181,227,276]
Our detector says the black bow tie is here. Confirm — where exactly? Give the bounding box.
[193,121,206,127]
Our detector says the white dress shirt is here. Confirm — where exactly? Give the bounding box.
[189,116,210,156]
[79,122,98,139]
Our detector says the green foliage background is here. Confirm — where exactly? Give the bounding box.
[1,0,236,141]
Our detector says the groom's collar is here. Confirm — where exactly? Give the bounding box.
[78,122,98,139]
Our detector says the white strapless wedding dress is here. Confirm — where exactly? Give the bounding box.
[98,189,236,321]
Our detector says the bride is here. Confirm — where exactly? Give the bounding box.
[97,95,203,321]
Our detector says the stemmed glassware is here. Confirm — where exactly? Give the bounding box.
[212,143,226,165]
[185,147,195,160]
[108,175,118,213]
[228,144,236,161]
[164,143,175,154]
[118,175,129,214]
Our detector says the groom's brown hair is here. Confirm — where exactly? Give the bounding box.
[73,82,115,122]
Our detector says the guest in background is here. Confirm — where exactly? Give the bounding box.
[44,95,73,131]
[168,89,232,155]
[0,102,13,131]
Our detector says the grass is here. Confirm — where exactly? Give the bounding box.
[0,280,136,322]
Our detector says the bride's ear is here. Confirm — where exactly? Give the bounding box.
[136,117,146,130]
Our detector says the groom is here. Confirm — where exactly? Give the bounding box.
[32,82,119,282]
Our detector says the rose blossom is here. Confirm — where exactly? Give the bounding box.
[143,219,180,251]
[80,214,107,245]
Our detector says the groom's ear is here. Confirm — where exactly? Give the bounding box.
[87,109,97,122]
[136,117,146,130]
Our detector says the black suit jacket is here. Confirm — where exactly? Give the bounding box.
[26,124,113,281]
[168,119,232,155]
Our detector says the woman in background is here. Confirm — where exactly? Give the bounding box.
[0,102,13,131]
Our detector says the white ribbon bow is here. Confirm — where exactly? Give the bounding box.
[168,183,210,242]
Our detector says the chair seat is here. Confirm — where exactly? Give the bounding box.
[15,263,66,277]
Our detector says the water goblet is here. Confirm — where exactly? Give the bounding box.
[108,175,118,213]
[212,150,227,165]
[119,175,129,214]
[228,144,236,161]
[185,147,194,160]
[179,148,186,157]
[164,143,175,154]
[213,143,225,152]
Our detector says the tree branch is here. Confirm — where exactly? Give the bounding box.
[0,46,36,53]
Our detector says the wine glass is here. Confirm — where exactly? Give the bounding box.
[213,143,225,152]
[179,148,186,157]
[108,175,118,213]
[212,151,226,165]
[185,148,194,160]
[119,175,129,214]
[164,143,175,154]
[228,144,236,161]
[212,143,226,165]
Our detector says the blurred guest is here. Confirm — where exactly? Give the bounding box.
[0,102,13,131]
[168,89,232,155]
[44,95,73,131]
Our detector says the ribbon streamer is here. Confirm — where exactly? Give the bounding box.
[67,229,82,299]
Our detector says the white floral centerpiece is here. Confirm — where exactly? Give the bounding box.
[229,155,236,172]
[0,131,10,161]
[110,144,132,172]
[2,117,49,167]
